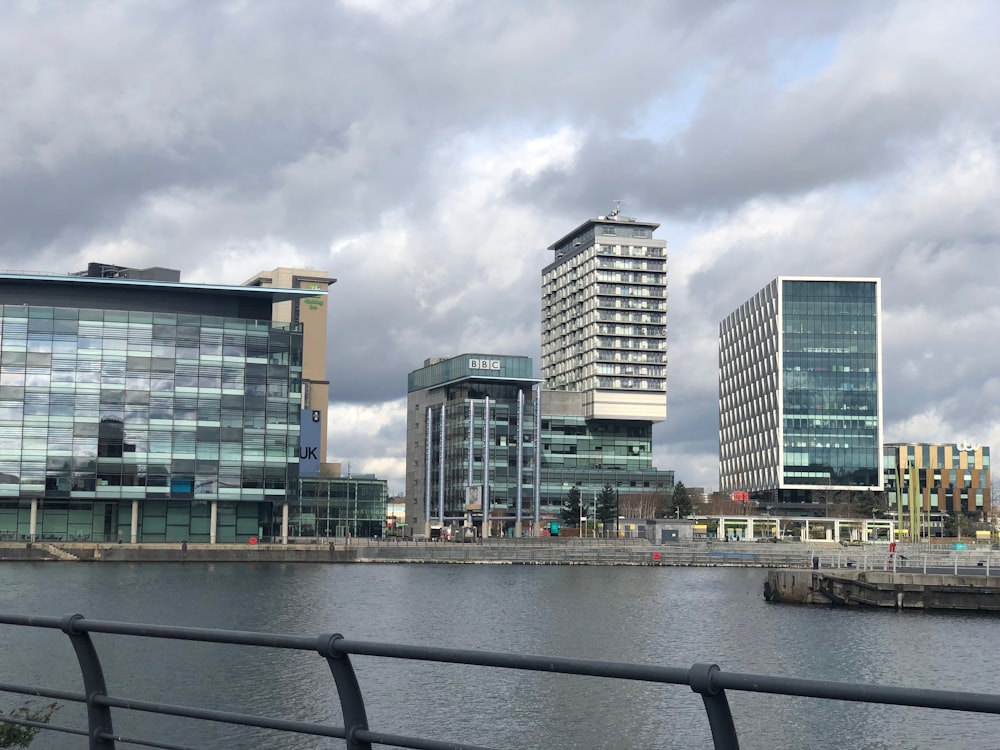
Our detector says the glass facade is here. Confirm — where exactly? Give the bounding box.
[0,302,303,542]
[409,350,675,536]
[538,416,673,512]
[428,381,538,522]
[781,280,880,487]
[290,476,388,539]
[720,276,883,507]
[407,354,540,533]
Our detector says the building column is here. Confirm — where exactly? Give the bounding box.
[281,502,289,544]
[482,396,491,537]
[130,499,139,543]
[424,405,434,538]
[834,519,841,542]
[438,403,445,527]
[210,501,218,545]
[29,499,38,543]
[515,389,524,534]
[804,519,810,541]
[533,384,542,533]
[745,518,754,541]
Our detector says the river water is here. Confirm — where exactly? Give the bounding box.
[0,561,997,749]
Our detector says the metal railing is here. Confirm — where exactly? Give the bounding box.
[3,613,1000,750]
[8,537,1000,572]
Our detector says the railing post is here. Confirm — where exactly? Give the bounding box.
[59,613,116,749]
[688,663,739,750]
[319,633,372,750]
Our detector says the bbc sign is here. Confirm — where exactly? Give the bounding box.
[469,359,501,370]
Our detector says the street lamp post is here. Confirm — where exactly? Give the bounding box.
[615,482,622,539]
[353,481,359,539]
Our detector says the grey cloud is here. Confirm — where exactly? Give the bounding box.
[0,1,998,495]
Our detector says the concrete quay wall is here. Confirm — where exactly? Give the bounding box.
[764,568,1000,611]
[0,540,829,567]
[0,542,360,563]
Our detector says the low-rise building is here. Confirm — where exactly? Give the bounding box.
[884,442,991,538]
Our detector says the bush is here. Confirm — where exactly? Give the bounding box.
[0,702,59,748]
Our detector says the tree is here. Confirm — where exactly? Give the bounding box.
[595,484,617,525]
[943,512,969,539]
[618,491,660,519]
[656,487,673,517]
[852,490,887,519]
[0,702,58,748]
[560,486,583,526]
[668,482,692,519]
[813,478,852,516]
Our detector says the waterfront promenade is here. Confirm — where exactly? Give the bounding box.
[3,537,994,570]
[0,537,829,565]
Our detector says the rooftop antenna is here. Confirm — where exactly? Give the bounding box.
[608,200,622,219]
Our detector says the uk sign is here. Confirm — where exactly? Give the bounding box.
[299,409,322,477]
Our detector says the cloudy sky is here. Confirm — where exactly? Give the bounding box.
[2,1,998,496]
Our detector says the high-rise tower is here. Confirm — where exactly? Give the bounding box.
[536,208,673,526]
[541,205,668,421]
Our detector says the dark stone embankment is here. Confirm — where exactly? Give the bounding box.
[763,568,1000,611]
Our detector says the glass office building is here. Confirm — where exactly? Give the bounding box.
[0,272,317,543]
[719,277,883,511]
[291,475,388,539]
[406,354,541,536]
[405,354,674,536]
[538,414,673,516]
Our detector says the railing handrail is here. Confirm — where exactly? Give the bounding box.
[3,613,1000,749]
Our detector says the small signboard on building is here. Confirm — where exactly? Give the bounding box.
[465,485,482,511]
[299,409,322,477]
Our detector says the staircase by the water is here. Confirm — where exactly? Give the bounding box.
[37,543,80,561]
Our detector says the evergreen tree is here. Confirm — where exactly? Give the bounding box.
[943,512,967,538]
[852,490,883,519]
[596,484,617,524]
[560,486,583,526]
[668,482,692,518]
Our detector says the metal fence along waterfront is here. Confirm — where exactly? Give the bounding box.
[5,537,1000,572]
[3,612,1000,750]
[328,538,1000,571]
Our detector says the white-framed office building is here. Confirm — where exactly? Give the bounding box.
[719,276,884,512]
